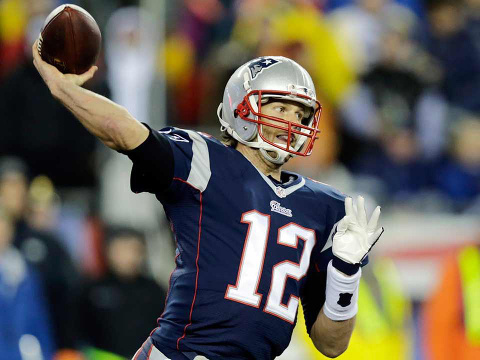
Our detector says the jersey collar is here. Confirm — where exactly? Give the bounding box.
[235,148,306,198]
[256,169,305,198]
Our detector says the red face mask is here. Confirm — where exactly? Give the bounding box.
[235,90,322,156]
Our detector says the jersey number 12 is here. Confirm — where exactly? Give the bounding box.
[225,210,316,323]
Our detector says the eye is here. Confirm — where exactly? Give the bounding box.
[275,106,285,113]
[296,112,304,120]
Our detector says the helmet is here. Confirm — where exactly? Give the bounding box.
[218,56,322,164]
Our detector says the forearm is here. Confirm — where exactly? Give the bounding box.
[310,259,361,357]
[49,79,147,150]
[311,308,355,358]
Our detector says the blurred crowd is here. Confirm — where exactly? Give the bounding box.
[1,0,480,359]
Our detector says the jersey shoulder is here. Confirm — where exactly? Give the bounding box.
[158,127,231,152]
[302,176,347,209]
[157,127,244,187]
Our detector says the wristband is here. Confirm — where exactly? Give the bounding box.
[323,260,361,321]
[332,255,360,276]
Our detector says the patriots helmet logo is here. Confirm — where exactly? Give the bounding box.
[249,58,281,79]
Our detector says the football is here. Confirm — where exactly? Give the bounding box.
[38,4,101,75]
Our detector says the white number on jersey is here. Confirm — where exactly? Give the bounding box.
[225,211,316,323]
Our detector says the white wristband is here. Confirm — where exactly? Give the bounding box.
[323,260,361,321]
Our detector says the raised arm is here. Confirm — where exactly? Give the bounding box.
[310,196,384,357]
[32,40,148,151]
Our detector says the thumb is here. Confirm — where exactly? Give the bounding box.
[73,66,98,86]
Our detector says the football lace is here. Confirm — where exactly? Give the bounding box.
[37,35,43,56]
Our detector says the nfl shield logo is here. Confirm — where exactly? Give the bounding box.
[275,186,287,198]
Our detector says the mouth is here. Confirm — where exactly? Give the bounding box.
[276,133,295,146]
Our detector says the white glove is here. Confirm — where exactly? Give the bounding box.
[333,195,384,265]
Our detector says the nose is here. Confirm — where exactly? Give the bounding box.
[285,110,301,124]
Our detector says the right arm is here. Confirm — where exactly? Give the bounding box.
[32,40,148,151]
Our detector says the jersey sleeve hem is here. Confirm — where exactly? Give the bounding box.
[121,123,174,194]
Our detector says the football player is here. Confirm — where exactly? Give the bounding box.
[32,41,383,360]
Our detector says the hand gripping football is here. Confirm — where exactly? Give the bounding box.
[38,4,101,74]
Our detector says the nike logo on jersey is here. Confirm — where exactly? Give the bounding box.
[168,134,189,142]
[158,129,189,143]
[270,200,292,217]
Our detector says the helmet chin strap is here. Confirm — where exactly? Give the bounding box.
[259,144,291,165]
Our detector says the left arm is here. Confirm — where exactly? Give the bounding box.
[308,196,383,357]
[310,310,355,358]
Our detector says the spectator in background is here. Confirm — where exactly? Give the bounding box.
[104,6,158,126]
[0,157,79,351]
[327,0,417,75]
[424,0,480,113]
[434,116,480,212]
[76,226,167,359]
[464,0,480,55]
[339,22,441,205]
[0,204,55,360]
[422,243,480,360]
[78,0,141,33]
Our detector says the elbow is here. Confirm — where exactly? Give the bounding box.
[103,109,144,151]
[319,344,348,358]
[311,331,349,358]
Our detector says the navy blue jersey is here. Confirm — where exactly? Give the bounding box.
[129,127,346,360]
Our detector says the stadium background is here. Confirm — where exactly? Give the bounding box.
[1,0,479,359]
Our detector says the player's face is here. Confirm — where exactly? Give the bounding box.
[259,100,307,149]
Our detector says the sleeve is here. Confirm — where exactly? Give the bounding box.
[301,265,327,335]
[122,125,212,195]
[122,124,174,194]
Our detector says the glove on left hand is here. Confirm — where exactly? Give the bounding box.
[333,195,384,265]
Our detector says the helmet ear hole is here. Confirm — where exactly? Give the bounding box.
[236,100,251,118]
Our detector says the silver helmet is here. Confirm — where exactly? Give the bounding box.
[218,56,322,164]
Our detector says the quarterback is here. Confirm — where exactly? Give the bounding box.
[33,40,383,360]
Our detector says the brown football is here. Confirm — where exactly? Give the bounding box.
[38,4,101,75]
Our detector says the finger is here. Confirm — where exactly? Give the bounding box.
[86,65,98,80]
[32,39,40,61]
[344,197,354,218]
[73,66,98,85]
[32,40,60,73]
[368,226,384,246]
[367,206,381,232]
[81,66,97,80]
[357,195,367,227]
